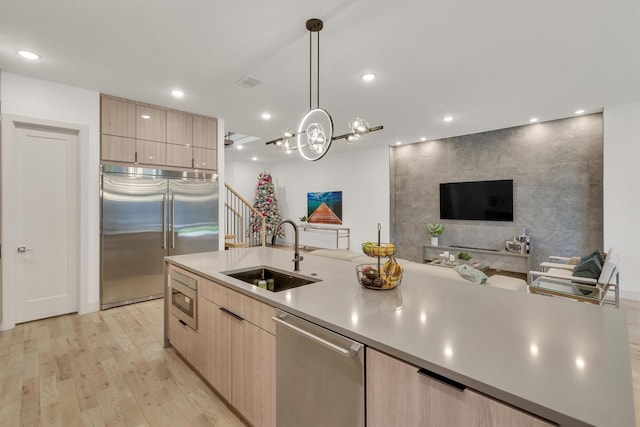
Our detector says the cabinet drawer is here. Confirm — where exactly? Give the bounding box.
[101,135,135,163]
[200,278,229,307]
[366,348,553,427]
[168,313,202,372]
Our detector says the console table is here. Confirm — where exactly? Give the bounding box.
[299,224,350,250]
[423,244,531,274]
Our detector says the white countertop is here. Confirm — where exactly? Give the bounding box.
[165,247,635,426]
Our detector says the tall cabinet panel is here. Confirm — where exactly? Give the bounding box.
[101,97,136,137]
[136,105,166,142]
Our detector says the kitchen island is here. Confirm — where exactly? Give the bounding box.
[164,247,635,426]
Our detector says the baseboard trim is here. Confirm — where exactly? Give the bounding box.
[620,289,640,301]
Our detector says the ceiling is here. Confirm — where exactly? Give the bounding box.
[1,0,639,164]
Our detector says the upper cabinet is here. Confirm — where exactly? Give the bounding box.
[100,94,218,171]
[136,105,167,142]
[193,116,217,149]
[101,97,136,138]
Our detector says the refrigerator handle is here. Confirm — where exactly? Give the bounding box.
[162,194,167,249]
[171,193,176,249]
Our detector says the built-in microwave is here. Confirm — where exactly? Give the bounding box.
[170,270,198,331]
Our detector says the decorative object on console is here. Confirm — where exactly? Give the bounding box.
[425,223,444,246]
[299,215,307,224]
[264,19,383,160]
[458,252,472,262]
[506,227,531,254]
[307,191,342,224]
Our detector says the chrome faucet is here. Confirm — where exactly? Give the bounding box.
[272,219,303,271]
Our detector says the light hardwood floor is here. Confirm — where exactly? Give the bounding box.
[1,298,639,426]
[0,299,245,427]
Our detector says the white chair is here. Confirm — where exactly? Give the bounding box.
[528,249,619,307]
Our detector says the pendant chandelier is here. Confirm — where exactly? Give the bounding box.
[265,18,383,161]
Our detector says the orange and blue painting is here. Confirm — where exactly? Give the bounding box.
[307,191,342,224]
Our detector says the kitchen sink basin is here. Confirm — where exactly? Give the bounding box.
[221,266,320,292]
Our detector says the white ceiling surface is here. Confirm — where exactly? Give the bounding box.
[1,0,639,164]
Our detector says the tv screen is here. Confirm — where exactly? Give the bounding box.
[440,180,513,221]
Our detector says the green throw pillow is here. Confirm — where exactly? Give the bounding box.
[572,255,602,295]
[580,250,604,266]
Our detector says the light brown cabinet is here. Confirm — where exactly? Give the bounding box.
[192,115,217,149]
[136,105,166,142]
[100,94,218,171]
[101,96,136,138]
[198,278,276,427]
[101,135,136,163]
[366,348,553,427]
[168,309,203,373]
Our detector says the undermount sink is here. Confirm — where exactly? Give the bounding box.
[221,266,320,292]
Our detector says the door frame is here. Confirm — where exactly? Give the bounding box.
[1,114,90,330]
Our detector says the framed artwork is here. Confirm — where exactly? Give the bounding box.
[307,191,342,224]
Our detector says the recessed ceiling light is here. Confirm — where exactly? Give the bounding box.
[261,112,271,120]
[18,50,40,60]
[395,141,402,145]
[529,118,538,123]
[236,145,244,150]
[251,156,258,161]
[361,73,376,81]
[575,109,585,115]
[443,116,453,122]
[140,114,151,120]
[171,89,184,98]
[420,137,427,142]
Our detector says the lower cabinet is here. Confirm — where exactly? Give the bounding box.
[366,348,554,427]
[198,280,276,427]
[168,312,202,373]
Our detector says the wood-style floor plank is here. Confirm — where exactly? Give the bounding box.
[1,297,639,426]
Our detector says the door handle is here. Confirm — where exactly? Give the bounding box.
[417,368,467,392]
[17,246,33,253]
[272,314,362,357]
[171,193,176,249]
[162,194,167,249]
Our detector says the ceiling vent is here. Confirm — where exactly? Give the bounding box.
[236,75,263,88]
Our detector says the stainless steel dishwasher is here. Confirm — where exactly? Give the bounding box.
[273,310,365,427]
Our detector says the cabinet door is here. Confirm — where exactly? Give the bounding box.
[101,96,136,138]
[193,116,217,149]
[136,140,166,166]
[366,348,553,427]
[168,313,202,372]
[101,135,136,163]
[193,147,217,170]
[136,105,167,142]
[166,143,193,168]
[199,297,232,400]
[167,111,193,145]
[231,319,276,427]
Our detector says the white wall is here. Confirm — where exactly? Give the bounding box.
[604,101,640,299]
[1,72,100,329]
[227,146,391,249]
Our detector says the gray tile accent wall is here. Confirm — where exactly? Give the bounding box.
[390,113,603,271]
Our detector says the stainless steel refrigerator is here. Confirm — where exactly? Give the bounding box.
[100,165,219,309]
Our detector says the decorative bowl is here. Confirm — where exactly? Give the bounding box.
[355,261,403,290]
[361,242,397,257]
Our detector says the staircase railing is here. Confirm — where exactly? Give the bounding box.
[225,183,266,248]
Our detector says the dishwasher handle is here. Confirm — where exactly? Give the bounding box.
[273,314,362,357]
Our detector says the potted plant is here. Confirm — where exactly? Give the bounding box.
[299,215,307,226]
[458,252,472,264]
[425,223,444,246]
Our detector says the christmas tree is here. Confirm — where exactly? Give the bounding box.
[249,172,284,240]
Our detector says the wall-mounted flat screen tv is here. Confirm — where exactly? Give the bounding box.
[440,179,513,221]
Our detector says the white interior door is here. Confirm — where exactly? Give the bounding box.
[13,124,79,323]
